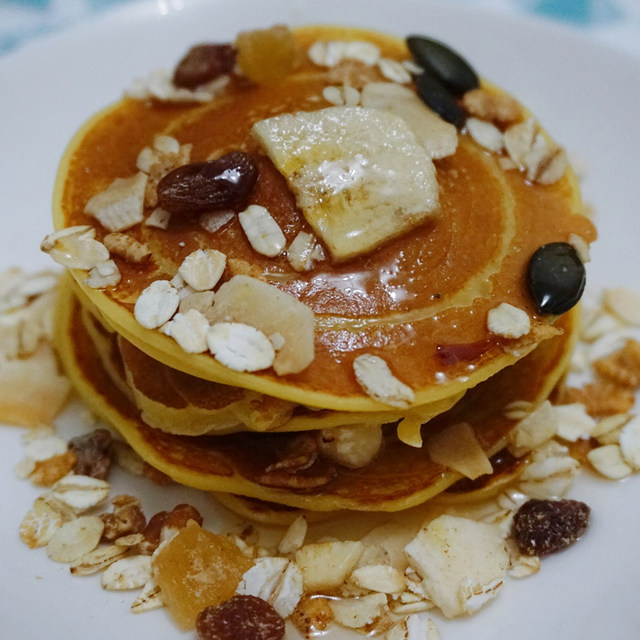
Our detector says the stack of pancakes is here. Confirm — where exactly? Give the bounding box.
[47,25,595,515]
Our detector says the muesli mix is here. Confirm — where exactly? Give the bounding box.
[2,23,639,640]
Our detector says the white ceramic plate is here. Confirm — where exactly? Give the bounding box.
[1,1,639,638]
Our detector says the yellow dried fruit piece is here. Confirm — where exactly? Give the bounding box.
[152,520,253,630]
[235,25,299,84]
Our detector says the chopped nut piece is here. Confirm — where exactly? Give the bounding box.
[103,232,150,263]
[619,415,640,470]
[353,354,415,408]
[238,205,286,258]
[101,495,147,541]
[377,57,412,83]
[317,423,383,469]
[487,303,531,339]
[462,88,523,124]
[69,428,113,479]
[84,172,148,232]
[178,248,227,291]
[504,118,537,166]
[133,280,180,329]
[308,40,381,67]
[290,595,333,637]
[127,67,230,103]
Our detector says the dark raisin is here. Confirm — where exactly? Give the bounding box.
[406,35,479,96]
[527,242,586,315]
[413,71,467,128]
[196,595,285,640]
[157,152,258,215]
[173,44,236,89]
[511,498,590,556]
[69,428,113,480]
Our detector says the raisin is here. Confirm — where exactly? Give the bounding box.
[69,428,113,479]
[527,242,586,315]
[511,498,590,556]
[196,595,285,640]
[157,152,258,215]
[173,44,236,89]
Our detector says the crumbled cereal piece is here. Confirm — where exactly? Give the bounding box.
[517,441,580,498]
[84,173,147,232]
[558,382,635,417]
[290,595,333,637]
[554,403,597,442]
[487,303,531,339]
[353,354,414,409]
[308,40,381,67]
[85,259,121,289]
[145,207,171,229]
[593,339,640,388]
[102,555,153,590]
[377,57,412,83]
[317,424,383,469]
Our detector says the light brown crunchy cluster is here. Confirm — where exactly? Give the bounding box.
[2,267,640,639]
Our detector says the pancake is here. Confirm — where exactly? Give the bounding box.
[55,275,578,511]
[47,24,595,415]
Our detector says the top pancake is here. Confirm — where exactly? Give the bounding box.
[50,25,596,411]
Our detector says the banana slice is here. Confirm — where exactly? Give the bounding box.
[251,105,440,261]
